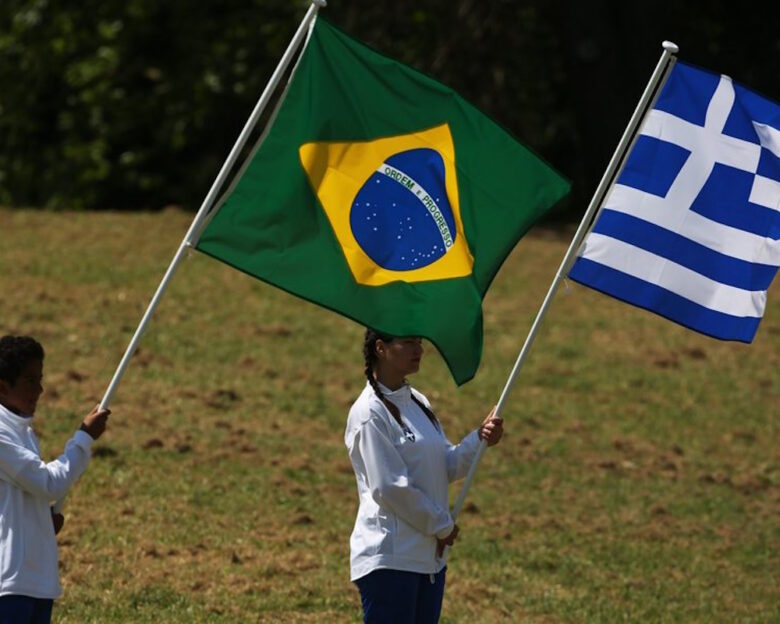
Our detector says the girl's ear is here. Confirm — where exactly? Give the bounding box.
[374,339,386,360]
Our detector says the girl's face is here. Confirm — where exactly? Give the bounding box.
[377,337,424,378]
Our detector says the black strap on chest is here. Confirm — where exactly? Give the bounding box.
[410,394,441,432]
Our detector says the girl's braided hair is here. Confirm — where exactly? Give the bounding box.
[363,328,439,430]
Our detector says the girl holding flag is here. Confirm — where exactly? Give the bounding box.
[345,328,503,623]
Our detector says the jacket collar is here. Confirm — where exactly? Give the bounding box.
[0,402,33,430]
[376,379,411,402]
[365,379,412,402]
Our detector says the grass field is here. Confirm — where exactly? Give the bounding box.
[0,207,777,623]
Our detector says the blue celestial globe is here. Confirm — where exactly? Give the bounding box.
[350,148,457,271]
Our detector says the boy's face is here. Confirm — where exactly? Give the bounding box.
[0,359,44,417]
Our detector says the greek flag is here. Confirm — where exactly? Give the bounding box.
[569,61,780,342]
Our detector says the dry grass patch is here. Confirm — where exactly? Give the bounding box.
[0,207,777,622]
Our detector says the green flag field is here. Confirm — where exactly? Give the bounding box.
[1,207,777,622]
[197,19,570,385]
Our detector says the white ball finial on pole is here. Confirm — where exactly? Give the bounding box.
[662,41,679,54]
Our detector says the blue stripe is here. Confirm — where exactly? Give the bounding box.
[568,258,761,343]
[592,209,779,290]
[731,83,780,135]
[757,149,780,183]
[617,135,690,198]
[723,85,763,145]
[689,163,780,239]
[655,63,720,128]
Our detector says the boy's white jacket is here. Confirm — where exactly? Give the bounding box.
[345,381,480,581]
[0,403,93,598]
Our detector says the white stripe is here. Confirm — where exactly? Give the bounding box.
[753,122,780,158]
[641,106,762,174]
[580,233,766,318]
[749,175,780,212]
[604,184,780,266]
[704,76,734,132]
[641,109,701,149]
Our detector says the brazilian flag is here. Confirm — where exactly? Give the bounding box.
[196,18,569,384]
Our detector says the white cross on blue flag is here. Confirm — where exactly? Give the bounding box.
[569,61,780,342]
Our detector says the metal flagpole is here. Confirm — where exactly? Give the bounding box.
[52,0,327,514]
[449,41,680,522]
[98,0,326,411]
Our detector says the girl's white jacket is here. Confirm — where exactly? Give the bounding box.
[345,381,480,581]
[0,403,93,598]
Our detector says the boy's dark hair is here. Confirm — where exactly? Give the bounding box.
[0,335,44,385]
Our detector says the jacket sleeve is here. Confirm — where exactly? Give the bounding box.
[444,430,481,483]
[0,430,93,501]
[409,388,482,483]
[355,416,454,539]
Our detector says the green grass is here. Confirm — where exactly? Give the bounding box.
[0,207,777,622]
